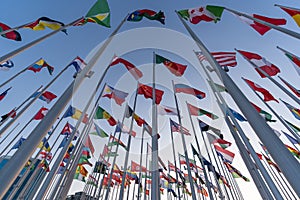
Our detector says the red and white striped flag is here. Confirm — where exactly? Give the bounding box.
[195,51,237,67]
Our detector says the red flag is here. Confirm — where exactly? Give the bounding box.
[137,83,164,104]
[244,78,278,102]
[278,76,300,98]
[131,160,147,172]
[34,107,48,120]
[40,91,57,103]
[84,135,95,155]
[1,108,16,122]
[109,56,143,80]
[238,50,280,78]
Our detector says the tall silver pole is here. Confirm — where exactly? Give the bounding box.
[137,129,145,200]
[177,11,300,196]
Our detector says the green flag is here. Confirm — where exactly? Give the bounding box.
[85,0,111,27]
[89,122,109,138]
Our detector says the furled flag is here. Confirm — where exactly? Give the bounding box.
[237,50,280,78]
[131,160,147,172]
[281,51,300,76]
[235,13,286,35]
[263,154,281,172]
[116,122,137,137]
[82,147,92,159]
[109,56,143,79]
[228,107,247,122]
[207,80,228,93]
[27,59,54,75]
[250,102,276,122]
[155,54,187,76]
[285,144,300,159]
[284,118,300,133]
[138,83,164,104]
[39,150,52,161]
[0,87,12,101]
[63,105,89,124]
[144,121,161,139]
[84,135,95,155]
[280,99,300,120]
[198,119,222,137]
[157,104,178,116]
[1,108,16,122]
[89,122,109,138]
[11,137,26,150]
[127,9,165,24]
[214,145,235,164]
[0,22,21,41]
[278,76,300,98]
[93,161,108,174]
[83,0,111,27]
[224,162,250,182]
[23,17,67,34]
[60,122,79,140]
[174,83,206,100]
[94,106,117,126]
[108,135,127,149]
[31,90,57,104]
[102,84,128,106]
[178,5,225,24]
[170,119,190,135]
[187,102,219,120]
[125,105,145,126]
[282,131,299,145]
[276,4,300,27]
[243,78,279,102]
[67,56,87,73]
[33,107,48,120]
[210,52,237,67]
[0,60,14,71]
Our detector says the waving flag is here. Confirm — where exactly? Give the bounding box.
[276,5,300,27]
[244,78,278,102]
[125,105,144,126]
[282,51,300,76]
[157,104,178,115]
[138,83,164,104]
[11,137,26,150]
[94,106,117,126]
[61,122,73,136]
[198,119,222,137]
[102,84,128,106]
[109,135,127,149]
[211,52,237,67]
[68,56,87,73]
[116,122,137,137]
[224,162,250,182]
[33,107,48,120]
[238,50,280,78]
[1,108,16,122]
[214,145,235,164]
[127,9,165,24]
[155,54,187,76]
[84,135,95,155]
[278,76,300,97]
[27,59,54,75]
[144,121,161,139]
[23,17,67,34]
[0,60,14,71]
[174,83,206,99]
[187,102,218,119]
[109,56,143,79]
[284,119,300,133]
[280,99,300,120]
[0,87,12,101]
[0,22,21,41]
[84,0,111,27]
[178,5,224,24]
[285,144,300,159]
[63,105,89,124]
[236,14,286,35]
[170,119,190,135]
[90,122,109,138]
[207,80,228,92]
[131,160,147,172]
[251,102,276,122]
[228,107,247,122]
[31,90,57,104]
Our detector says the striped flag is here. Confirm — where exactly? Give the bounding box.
[170,119,190,135]
[195,51,237,67]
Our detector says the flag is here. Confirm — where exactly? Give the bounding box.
[236,14,286,35]
[131,161,147,172]
[84,0,111,27]
[244,78,278,102]
[278,76,300,97]
[84,135,95,155]
[31,90,57,104]
[277,5,300,27]
[78,156,93,167]
[144,121,161,139]
[285,144,300,159]
[67,56,87,73]
[63,105,89,124]
[238,50,280,78]
[0,22,21,41]
[210,52,237,67]
[23,17,67,34]
[282,131,299,145]
[155,54,187,76]
[37,137,51,152]
[138,83,164,104]
[116,122,137,137]
[102,84,128,106]
[74,165,88,182]
[11,137,26,150]
[178,5,224,24]
[109,135,127,149]
[228,107,247,122]
[1,108,16,122]
[0,60,14,71]
[27,59,54,75]
[125,105,145,126]
[207,80,228,93]
[224,162,250,182]
[157,104,178,115]
[127,9,165,24]
[215,138,232,149]
[39,150,52,161]
[282,51,300,76]
[281,99,300,120]
[251,102,276,122]
[174,83,206,99]
[214,145,235,164]
[0,87,12,101]
[82,147,91,159]
[33,107,48,120]
[90,122,109,138]
[284,119,300,133]
[109,56,142,79]
[263,155,281,172]
[93,161,107,174]
[187,102,218,119]
[94,106,117,126]
[178,153,196,168]
[170,119,190,135]
[198,119,222,137]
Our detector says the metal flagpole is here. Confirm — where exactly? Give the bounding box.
[0,21,36,36]
[143,143,149,200]
[115,184,120,200]
[119,82,140,200]
[224,7,300,40]
[171,80,197,200]
[235,49,300,107]
[151,52,160,200]
[176,11,300,197]
[241,77,300,143]
[177,153,186,200]
[0,15,127,197]
[0,123,19,146]
[169,120,182,200]
[137,128,145,200]
[190,151,204,200]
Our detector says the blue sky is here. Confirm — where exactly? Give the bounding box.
[0,0,300,199]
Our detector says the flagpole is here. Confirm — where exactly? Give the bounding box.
[169,120,182,200]
[190,151,204,200]
[0,21,36,36]
[143,143,149,200]
[171,80,197,200]
[137,128,145,200]
[177,11,300,197]
[241,77,300,143]
[177,153,186,200]
[0,123,19,146]
[151,52,160,200]
[235,49,300,107]
[224,7,300,40]
[119,82,140,200]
